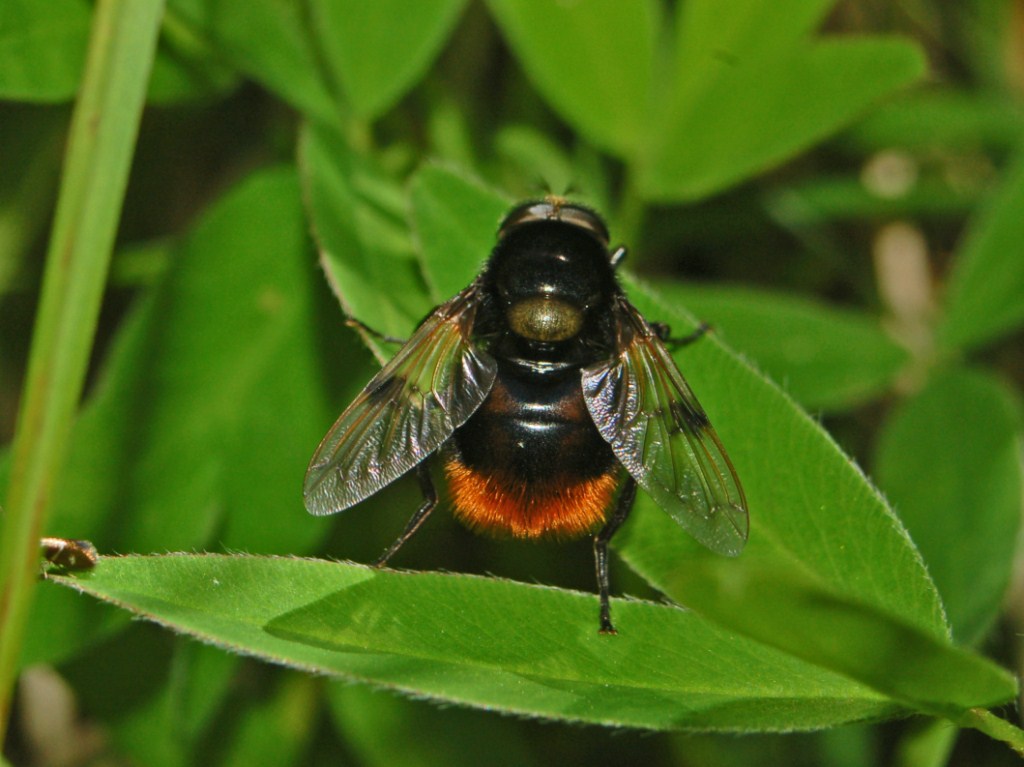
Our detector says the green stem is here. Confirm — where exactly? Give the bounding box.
[614,171,646,251]
[0,0,164,742]
[893,718,959,767]
[960,708,1024,758]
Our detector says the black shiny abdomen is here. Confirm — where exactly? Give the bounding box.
[451,358,616,483]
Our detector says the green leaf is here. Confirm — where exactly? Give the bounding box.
[875,369,1023,645]
[17,584,126,668]
[654,283,909,412]
[299,121,432,347]
[485,0,659,157]
[892,716,959,767]
[329,684,538,767]
[0,110,65,294]
[0,0,90,102]
[666,726,876,767]
[50,554,901,732]
[167,0,338,121]
[642,36,927,200]
[493,125,576,200]
[491,125,614,214]
[9,167,351,666]
[766,176,981,226]
[62,625,187,767]
[409,165,509,302]
[309,0,467,119]
[146,16,240,105]
[47,167,334,554]
[610,281,1015,714]
[621,281,932,628]
[634,549,1015,717]
[670,0,835,61]
[0,0,240,107]
[216,674,319,767]
[60,626,240,767]
[167,0,464,120]
[845,89,1024,153]
[939,143,1024,352]
[485,0,925,200]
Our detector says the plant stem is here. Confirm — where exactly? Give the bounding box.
[893,718,959,767]
[614,171,646,252]
[960,708,1024,758]
[0,0,164,743]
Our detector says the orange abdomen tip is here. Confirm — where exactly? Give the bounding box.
[445,458,619,539]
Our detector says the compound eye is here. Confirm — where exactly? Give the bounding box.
[507,297,583,342]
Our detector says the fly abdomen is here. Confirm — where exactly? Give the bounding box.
[446,362,619,538]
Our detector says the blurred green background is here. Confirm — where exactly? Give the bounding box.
[1,1,1023,765]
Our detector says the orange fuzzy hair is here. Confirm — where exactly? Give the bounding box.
[445,459,619,539]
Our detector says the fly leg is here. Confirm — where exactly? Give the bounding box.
[372,461,437,567]
[651,321,711,348]
[345,316,406,345]
[593,476,637,634]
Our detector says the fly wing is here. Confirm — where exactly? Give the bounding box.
[304,285,497,516]
[581,299,748,556]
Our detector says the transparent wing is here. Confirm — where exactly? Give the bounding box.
[581,300,748,555]
[304,286,497,516]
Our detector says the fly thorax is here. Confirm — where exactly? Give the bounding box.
[506,296,583,343]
